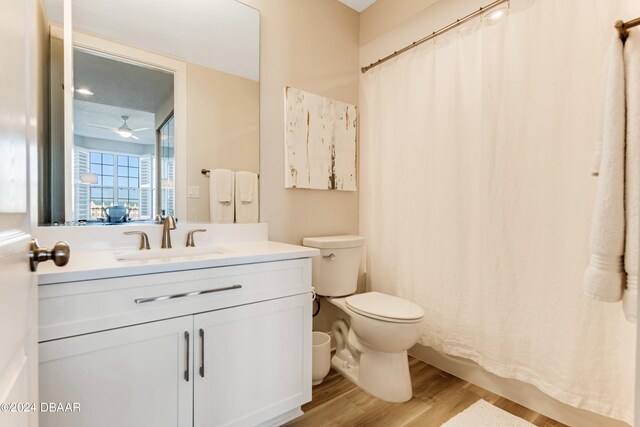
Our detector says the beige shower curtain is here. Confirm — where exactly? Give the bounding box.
[361,0,637,422]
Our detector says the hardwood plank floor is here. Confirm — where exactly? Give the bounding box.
[285,357,568,427]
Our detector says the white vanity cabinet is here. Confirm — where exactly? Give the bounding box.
[38,258,312,427]
[39,316,194,427]
[194,294,309,427]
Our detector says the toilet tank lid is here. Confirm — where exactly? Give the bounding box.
[302,235,365,249]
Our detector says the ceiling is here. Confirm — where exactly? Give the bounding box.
[74,100,157,145]
[74,49,174,114]
[72,50,173,145]
[338,0,378,12]
[44,0,260,81]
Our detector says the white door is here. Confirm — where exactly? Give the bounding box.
[193,294,312,427]
[39,316,194,427]
[0,0,39,425]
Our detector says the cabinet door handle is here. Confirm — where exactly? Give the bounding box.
[184,331,190,382]
[134,284,242,304]
[199,328,205,378]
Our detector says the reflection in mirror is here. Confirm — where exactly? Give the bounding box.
[73,49,174,223]
[158,114,175,218]
[39,0,260,225]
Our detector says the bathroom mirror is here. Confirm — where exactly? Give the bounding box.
[39,0,260,225]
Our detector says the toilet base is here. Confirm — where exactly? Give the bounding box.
[331,320,413,403]
[332,349,413,403]
[358,349,413,402]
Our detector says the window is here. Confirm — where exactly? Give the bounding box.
[76,149,153,221]
[89,152,115,218]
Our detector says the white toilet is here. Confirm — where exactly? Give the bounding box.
[303,235,425,403]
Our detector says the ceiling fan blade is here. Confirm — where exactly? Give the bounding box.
[87,124,118,131]
[130,135,140,140]
[131,127,150,132]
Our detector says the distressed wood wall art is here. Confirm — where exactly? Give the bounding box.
[284,87,357,191]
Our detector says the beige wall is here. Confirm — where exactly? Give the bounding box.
[241,0,360,245]
[360,0,488,68]
[186,64,259,222]
[359,0,439,45]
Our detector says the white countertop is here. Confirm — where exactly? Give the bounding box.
[37,241,320,285]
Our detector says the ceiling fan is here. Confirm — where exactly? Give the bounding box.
[87,115,149,140]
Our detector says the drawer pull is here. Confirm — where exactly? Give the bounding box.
[199,328,205,378]
[184,331,190,382]
[134,284,242,304]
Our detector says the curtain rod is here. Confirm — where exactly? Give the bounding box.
[616,17,640,42]
[361,0,509,74]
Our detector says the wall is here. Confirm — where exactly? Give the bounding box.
[240,0,360,245]
[186,64,259,222]
[154,92,174,130]
[359,0,439,45]
[75,136,155,156]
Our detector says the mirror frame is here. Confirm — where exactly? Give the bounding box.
[57,19,187,221]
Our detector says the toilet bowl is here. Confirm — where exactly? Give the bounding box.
[302,235,425,403]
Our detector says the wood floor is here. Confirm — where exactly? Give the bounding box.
[285,357,568,427]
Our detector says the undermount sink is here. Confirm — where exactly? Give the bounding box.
[114,246,228,261]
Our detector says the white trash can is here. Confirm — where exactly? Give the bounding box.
[312,331,331,386]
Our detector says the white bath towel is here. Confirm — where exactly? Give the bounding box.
[584,37,626,302]
[210,169,235,223]
[235,171,259,223]
[623,34,640,323]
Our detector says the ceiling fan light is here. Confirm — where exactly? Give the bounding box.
[118,130,133,138]
[75,88,94,96]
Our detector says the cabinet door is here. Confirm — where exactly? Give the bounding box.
[194,294,311,427]
[39,316,194,427]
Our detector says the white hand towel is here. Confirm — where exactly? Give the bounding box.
[210,169,235,223]
[235,171,259,223]
[236,171,255,203]
[623,34,640,323]
[584,37,626,302]
[212,169,234,203]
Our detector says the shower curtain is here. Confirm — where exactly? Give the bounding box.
[361,0,637,422]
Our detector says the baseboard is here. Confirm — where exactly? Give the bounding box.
[259,408,303,427]
[409,344,630,427]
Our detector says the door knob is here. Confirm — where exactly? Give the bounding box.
[29,239,71,272]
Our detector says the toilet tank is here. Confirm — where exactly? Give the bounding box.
[302,235,365,297]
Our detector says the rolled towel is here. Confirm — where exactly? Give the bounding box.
[623,33,640,323]
[584,37,626,302]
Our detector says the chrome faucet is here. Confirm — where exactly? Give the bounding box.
[161,215,177,249]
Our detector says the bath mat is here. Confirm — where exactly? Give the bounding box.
[440,399,536,427]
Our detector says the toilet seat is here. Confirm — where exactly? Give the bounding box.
[345,292,424,324]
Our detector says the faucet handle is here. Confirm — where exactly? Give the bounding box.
[124,231,150,250]
[185,229,207,247]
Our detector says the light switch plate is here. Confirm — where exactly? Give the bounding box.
[187,185,200,198]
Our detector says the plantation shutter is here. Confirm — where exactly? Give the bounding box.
[74,149,90,221]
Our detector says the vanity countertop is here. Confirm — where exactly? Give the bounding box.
[37,241,320,285]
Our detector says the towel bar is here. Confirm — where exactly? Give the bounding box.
[201,169,259,178]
